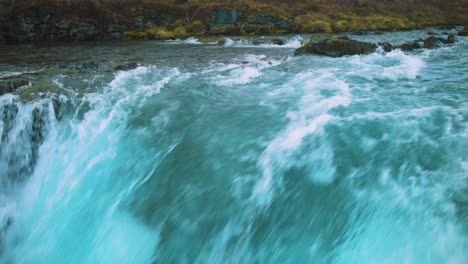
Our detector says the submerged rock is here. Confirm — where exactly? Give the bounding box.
[294,36,377,57]
[0,80,30,96]
[457,26,468,36]
[271,39,284,45]
[57,61,100,73]
[115,62,138,71]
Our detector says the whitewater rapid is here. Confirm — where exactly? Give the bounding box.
[0,32,467,263]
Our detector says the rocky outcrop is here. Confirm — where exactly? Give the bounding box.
[458,26,468,36]
[0,79,30,96]
[295,36,377,57]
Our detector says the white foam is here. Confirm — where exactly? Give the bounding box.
[212,54,283,87]
[182,37,202,45]
[1,65,185,263]
[220,35,304,48]
[349,49,425,80]
[252,72,352,206]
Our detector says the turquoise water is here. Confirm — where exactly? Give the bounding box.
[0,31,467,263]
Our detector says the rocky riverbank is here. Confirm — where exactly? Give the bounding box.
[0,0,467,44]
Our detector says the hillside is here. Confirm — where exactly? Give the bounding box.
[0,0,467,43]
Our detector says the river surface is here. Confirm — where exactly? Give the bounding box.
[0,30,467,263]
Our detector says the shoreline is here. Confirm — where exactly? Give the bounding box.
[1,1,467,45]
[0,24,465,47]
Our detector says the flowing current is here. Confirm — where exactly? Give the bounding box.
[0,31,467,263]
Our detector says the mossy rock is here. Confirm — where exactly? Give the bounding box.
[458,26,468,36]
[301,21,331,33]
[125,31,148,39]
[242,24,259,34]
[427,29,436,35]
[208,25,240,36]
[332,20,352,32]
[295,36,377,57]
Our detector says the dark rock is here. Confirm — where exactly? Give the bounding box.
[271,39,284,45]
[378,42,394,52]
[458,26,468,36]
[115,62,138,71]
[447,34,456,43]
[242,24,259,34]
[295,36,377,57]
[400,41,421,51]
[438,34,456,44]
[427,30,436,35]
[423,36,444,49]
[0,80,30,96]
[212,9,242,26]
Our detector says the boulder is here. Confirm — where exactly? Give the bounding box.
[427,30,436,35]
[399,42,416,51]
[378,42,394,52]
[423,36,444,49]
[447,34,456,43]
[294,36,377,57]
[271,39,285,45]
[458,26,468,36]
[441,34,456,44]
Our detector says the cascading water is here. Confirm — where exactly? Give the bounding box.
[0,31,467,263]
